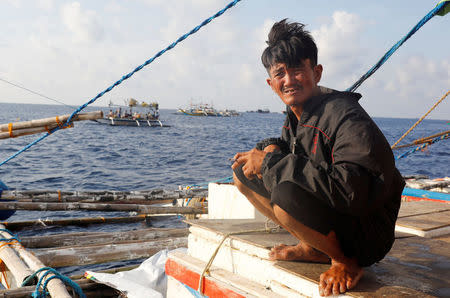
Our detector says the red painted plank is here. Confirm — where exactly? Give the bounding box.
[402,195,448,203]
[166,258,246,298]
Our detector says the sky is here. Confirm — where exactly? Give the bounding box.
[0,0,449,119]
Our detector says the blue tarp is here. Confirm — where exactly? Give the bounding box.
[402,187,450,202]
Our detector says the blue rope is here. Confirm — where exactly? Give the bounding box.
[22,267,86,298]
[0,228,14,236]
[0,228,20,242]
[188,175,234,188]
[346,1,447,92]
[0,236,20,242]
[0,0,242,168]
[395,133,449,160]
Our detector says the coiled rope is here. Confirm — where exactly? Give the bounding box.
[0,0,242,168]
[391,90,449,149]
[346,0,448,92]
[22,267,86,298]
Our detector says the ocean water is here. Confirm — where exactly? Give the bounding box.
[0,102,448,191]
[0,102,449,275]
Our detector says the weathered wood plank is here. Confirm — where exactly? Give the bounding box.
[33,237,187,267]
[20,227,189,248]
[396,210,450,231]
[398,201,450,218]
[1,215,147,230]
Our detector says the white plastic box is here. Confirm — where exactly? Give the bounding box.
[207,183,266,220]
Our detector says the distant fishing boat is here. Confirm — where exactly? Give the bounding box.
[218,109,240,117]
[178,103,239,117]
[94,99,170,127]
[178,103,219,116]
[247,109,270,113]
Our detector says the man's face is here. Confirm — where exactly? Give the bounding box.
[266,59,322,107]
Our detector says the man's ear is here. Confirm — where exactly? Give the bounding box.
[314,64,323,84]
[266,78,272,88]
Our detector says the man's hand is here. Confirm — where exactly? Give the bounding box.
[231,146,279,179]
[232,148,266,179]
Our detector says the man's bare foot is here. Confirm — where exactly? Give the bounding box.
[319,259,363,296]
[269,242,330,263]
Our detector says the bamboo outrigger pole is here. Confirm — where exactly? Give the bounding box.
[0,201,206,214]
[0,111,103,140]
[392,129,450,149]
[0,188,208,201]
[0,224,71,298]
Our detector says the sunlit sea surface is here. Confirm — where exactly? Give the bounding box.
[1,103,448,190]
[0,103,448,274]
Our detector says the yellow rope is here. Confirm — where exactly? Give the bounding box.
[0,259,10,289]
[7,123,13,138]
[197,220,280,294]
[391,90,449,149]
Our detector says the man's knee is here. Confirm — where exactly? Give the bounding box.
[272,182,339,236]
[273,204,298,227]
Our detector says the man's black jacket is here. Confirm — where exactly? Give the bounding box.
[258,87,405,217]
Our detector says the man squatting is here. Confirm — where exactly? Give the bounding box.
[232,19,405,296]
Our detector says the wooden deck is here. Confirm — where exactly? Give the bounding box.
[170,201,450,297]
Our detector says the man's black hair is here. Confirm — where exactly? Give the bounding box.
[261,19,318,73]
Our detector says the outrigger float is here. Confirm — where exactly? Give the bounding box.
[0,188,208,297]
[0,111,103,140]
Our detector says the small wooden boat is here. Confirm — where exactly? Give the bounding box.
[177,103,239,117]
[95,99,170,127]
[94,117,169,127]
